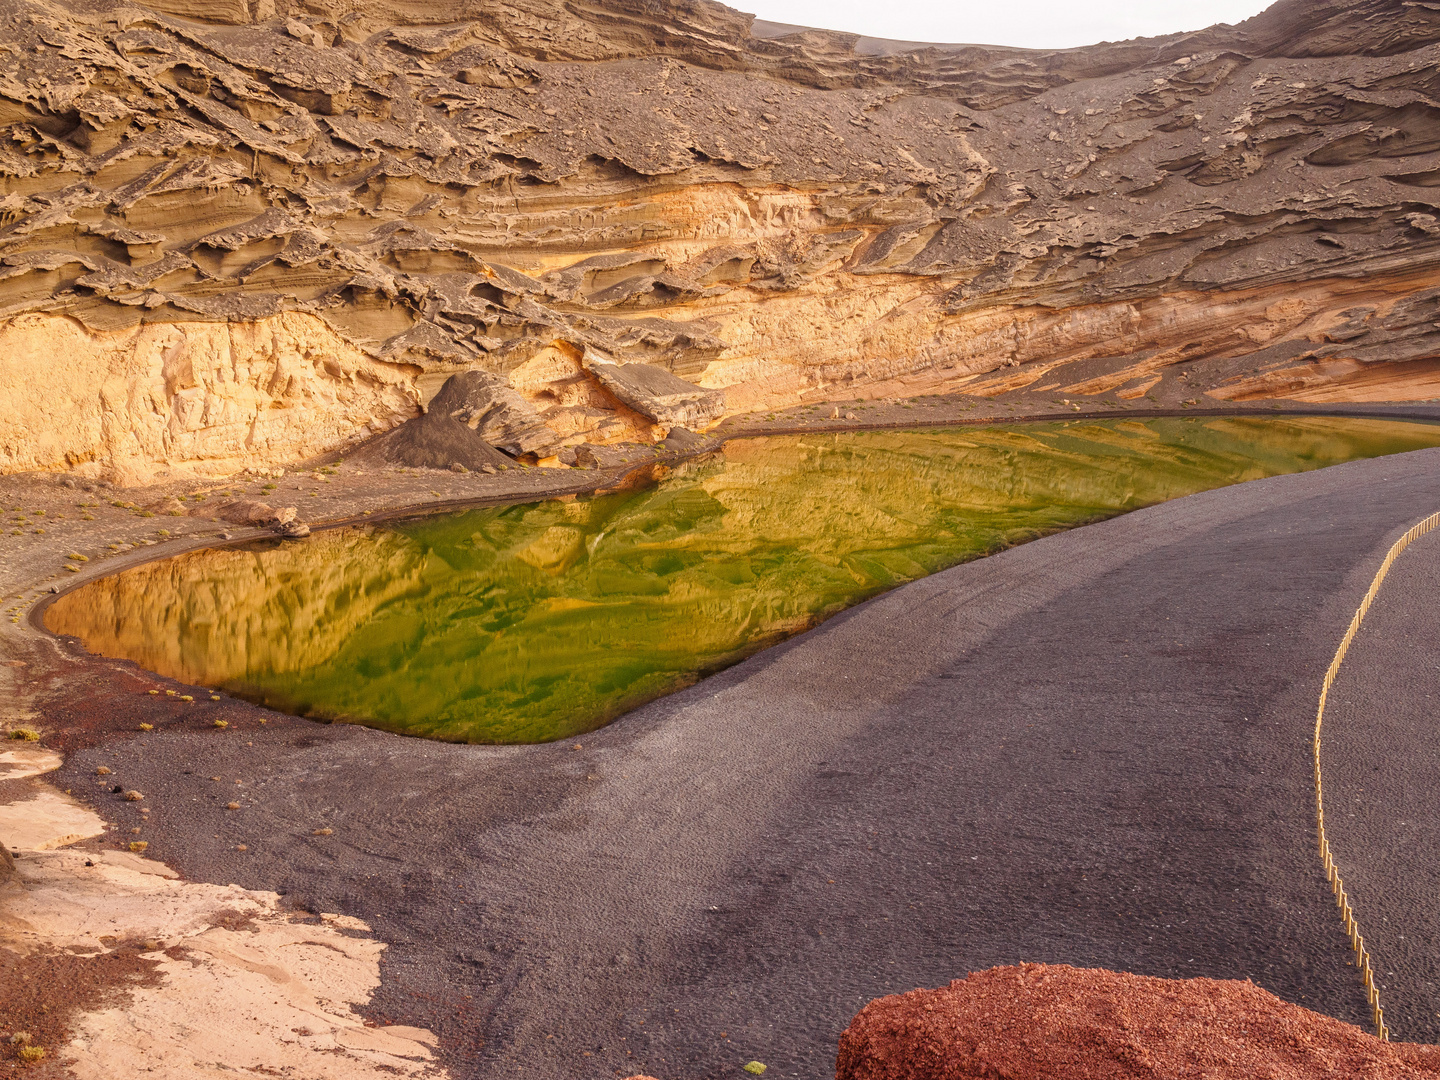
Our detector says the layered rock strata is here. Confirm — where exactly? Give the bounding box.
[3,0,1440,481]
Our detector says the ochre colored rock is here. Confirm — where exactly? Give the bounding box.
[0,313,417,484]
[836,964,1440,1080]
[149,497,188,516]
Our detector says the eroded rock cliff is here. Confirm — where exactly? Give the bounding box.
[3,0,1440,480]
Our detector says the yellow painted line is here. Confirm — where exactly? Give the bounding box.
[1314,510,1440,1040]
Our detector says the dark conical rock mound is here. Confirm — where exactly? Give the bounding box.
[350,371,559,472]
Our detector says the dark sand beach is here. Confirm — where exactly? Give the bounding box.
[11,424,1438,1077]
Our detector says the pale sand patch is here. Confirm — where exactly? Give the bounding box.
[0,744,62,779]
[98,848,179,878]
[0,741,446,1079]
[3,848,445,1080]
[0,786,106,850]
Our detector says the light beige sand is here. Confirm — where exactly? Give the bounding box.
[0,745,62,780]
[0,744,448,1080]
[0,788,106,851]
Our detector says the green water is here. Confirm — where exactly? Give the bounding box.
[47,417,1440,742]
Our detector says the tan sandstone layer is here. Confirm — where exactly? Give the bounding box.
[4,0,1440,481]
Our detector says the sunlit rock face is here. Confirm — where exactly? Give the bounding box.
[4,0,1440,480]
[46,417,1440,742]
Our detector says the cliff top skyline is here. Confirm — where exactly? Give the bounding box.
[746,0,1272,51]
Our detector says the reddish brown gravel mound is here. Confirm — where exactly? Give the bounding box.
[837,964,1440,1080]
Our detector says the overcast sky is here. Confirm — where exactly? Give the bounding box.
[744,0,1275,50]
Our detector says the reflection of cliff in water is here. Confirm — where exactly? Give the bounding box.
[47,417,1440,743]
[49,528,429,685]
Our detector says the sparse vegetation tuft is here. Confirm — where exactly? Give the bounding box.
[10,1032,44,1065]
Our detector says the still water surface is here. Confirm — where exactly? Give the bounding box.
[47,417,1440,742]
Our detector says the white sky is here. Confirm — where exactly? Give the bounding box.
[743,0,1276,50]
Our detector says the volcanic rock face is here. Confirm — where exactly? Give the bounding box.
[3,0,1440,480]
[837,964,1440,1080]
[349,368,544,469]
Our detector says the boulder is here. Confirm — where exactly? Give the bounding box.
[660,426,713,452]
[148,496,188,516]
[583,351,725,429]
[215,501,298,528]
[572,443,656,469]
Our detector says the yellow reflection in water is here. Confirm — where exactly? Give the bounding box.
[47,417,1440,742]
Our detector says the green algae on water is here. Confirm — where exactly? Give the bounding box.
[46,416,1440,743]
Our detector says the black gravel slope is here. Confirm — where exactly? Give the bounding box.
[54,446,1440,1080]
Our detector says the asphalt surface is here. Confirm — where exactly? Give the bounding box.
[51,445,1440,1080]
[1322,521,1440,1043]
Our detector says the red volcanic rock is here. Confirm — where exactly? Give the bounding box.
[836,964,1440,1080]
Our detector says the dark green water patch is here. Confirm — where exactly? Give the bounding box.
[47,416,1440,742]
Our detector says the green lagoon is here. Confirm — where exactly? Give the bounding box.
[47,416,1440,742]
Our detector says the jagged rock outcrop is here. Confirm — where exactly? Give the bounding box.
[0,311,417,484]
[3,0,1440,481]
[426,369,559,458]
[349,369,547,470]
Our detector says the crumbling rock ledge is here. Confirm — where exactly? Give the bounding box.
[5,0,1440,482]
[837,964,1440,1080]
[583,350,726,429]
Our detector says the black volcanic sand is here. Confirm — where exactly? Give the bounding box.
[40,446,1440,1079]
[1322,526,1440,1044]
